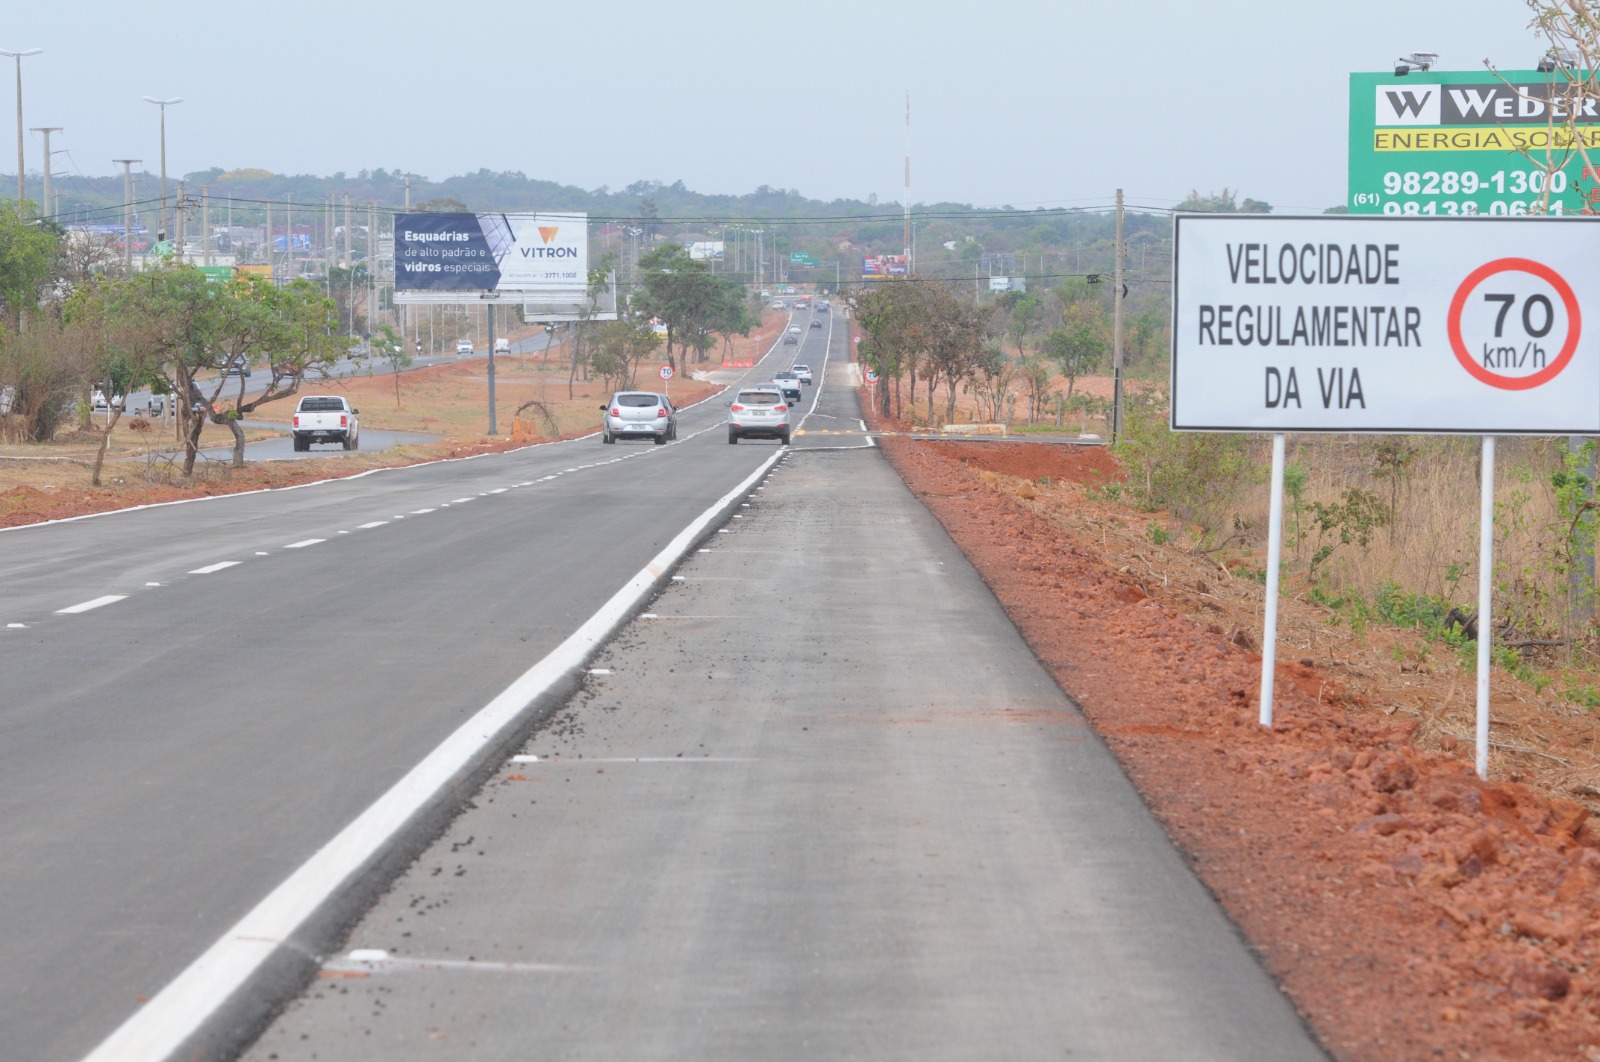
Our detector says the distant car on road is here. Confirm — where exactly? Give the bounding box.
[292,395,360,451]
[791,364,813,385]
[600,391,677,445]
[90,388,124,413]
[771,372,803,406]
[494,337,511,355]
[782,333,799,345]
[456,339,474,355]
[726,386,790,445]
[810,318,823,329]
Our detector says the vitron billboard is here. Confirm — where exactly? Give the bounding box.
[394,212,587,292]
[1350,70,1600,217]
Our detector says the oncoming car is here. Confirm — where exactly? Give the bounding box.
[600,391,677,445]
[726,386,790,445]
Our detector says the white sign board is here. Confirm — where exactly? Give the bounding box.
[394,211,587,293]
[1171,215,1600,434]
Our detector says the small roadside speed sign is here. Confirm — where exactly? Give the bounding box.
[1172,215,1600,434]
[659,364,674,381]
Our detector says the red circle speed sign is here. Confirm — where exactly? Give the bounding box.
[659,364,674,380]
[1447,257,1581,391]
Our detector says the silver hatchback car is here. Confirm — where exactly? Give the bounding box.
[601,391,677,444]
[727,386,791,444]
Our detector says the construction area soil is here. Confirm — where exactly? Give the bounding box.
[873,429,1600,1061]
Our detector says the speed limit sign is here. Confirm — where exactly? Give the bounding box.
[865,368,878,382]
[659,364,674,381]
[1447,258,1579,392]
[1171,215,1600,434]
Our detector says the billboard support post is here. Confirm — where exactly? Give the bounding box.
[1477,436,1496,779]
[487,301,497,437]
[1260,432,1286,728]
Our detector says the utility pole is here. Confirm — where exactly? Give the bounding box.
[368,200,377,335]
[3,48,42,214]
[201,186,212,264]
[285,193,293,274]
[1111,188,1126,445]
[175,181,186,263]
[404,172,412,210]
[113,159,139,272]
[343,195,351,267]
[29,126,59,217]
[265,199,272,279]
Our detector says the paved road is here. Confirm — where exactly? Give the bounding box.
[0,311,821,1062]
[1,308,1322,1060]
[244,390,1323,1061]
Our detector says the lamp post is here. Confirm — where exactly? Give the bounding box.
[1,48,42,213]
[141,96,182,242]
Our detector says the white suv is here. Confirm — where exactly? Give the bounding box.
[727,386,791,445]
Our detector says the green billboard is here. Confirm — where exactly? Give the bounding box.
[790,252,818,266]
[1349,69,1600,216]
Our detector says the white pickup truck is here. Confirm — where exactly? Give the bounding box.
[291,395,360,451]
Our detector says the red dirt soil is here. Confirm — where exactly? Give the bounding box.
[876,433,1600,1061]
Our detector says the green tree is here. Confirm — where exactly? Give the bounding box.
[632,243,723,371]
[0,201,61,330]
[1045,301,1108,398]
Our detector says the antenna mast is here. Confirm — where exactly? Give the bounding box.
[903,91,912,271]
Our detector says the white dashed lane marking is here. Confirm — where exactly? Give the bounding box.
[189,561,240,575]
[284,539,325,549]
[410,509,435,515]
[56,595,127,615]
[356,521,388,529]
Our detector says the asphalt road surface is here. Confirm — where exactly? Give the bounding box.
[1,308,1323,1061]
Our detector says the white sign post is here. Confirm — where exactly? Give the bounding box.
[1173,216,1600,776]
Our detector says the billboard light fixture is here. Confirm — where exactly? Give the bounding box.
[1394,51,1438,76]
[1538,48,1579,73]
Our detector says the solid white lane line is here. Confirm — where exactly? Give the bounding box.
[189,561,240,575]
[325,951,584,975]
[56,595,127,615]
[284,539,325,549]
[81,446,786,1062]
[356,521,388,529]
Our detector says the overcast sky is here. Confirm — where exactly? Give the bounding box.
[3,0,1549,214]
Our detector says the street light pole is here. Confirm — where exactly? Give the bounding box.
[113,159,139,272]
[1,48,42,213]
[141,96,182,242]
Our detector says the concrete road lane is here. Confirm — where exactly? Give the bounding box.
[244,423,1324,1056]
